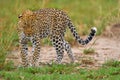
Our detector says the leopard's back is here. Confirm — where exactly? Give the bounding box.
[33,8,69,37]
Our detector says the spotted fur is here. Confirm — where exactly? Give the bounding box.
[17,8,97,67]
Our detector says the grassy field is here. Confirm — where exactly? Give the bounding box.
[0,0,120,79]
[1,60,120,80]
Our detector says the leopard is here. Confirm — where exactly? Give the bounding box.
[17,8,97,67]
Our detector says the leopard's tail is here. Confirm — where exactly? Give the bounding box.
[67,21,97,45]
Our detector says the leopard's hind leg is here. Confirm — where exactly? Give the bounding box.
[63,40,75,63]
[50,35,64,64]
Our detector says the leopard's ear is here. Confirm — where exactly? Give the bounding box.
[24,9,33,16]
[18,9,33,19]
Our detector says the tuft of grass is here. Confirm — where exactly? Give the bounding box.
[3,61,15,71]
[83,48,95,54]
[17,63,79,74]
[83,36,97,55]
[81,57,94,65]
[103,59,120,67]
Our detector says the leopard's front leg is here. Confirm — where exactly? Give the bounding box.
[32,36,41,66]
[19,33,29,67]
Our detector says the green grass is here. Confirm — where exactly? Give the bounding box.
[1,62,120,80]
[103,59,120,67]
[83,48,95,54]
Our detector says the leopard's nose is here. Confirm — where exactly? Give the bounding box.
[26,33,31,36]
[28,34,30,36]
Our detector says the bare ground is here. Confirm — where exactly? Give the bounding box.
[6,25,120,69]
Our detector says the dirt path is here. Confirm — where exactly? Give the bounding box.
[6,36,120,69]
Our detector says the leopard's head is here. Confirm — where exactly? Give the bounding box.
[18,10,36,36]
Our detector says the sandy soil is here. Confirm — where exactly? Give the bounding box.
[6,25,120,69]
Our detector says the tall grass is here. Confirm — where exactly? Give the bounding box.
[0,0,120,69]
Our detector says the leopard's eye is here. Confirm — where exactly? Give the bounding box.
[18,15,22,18]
